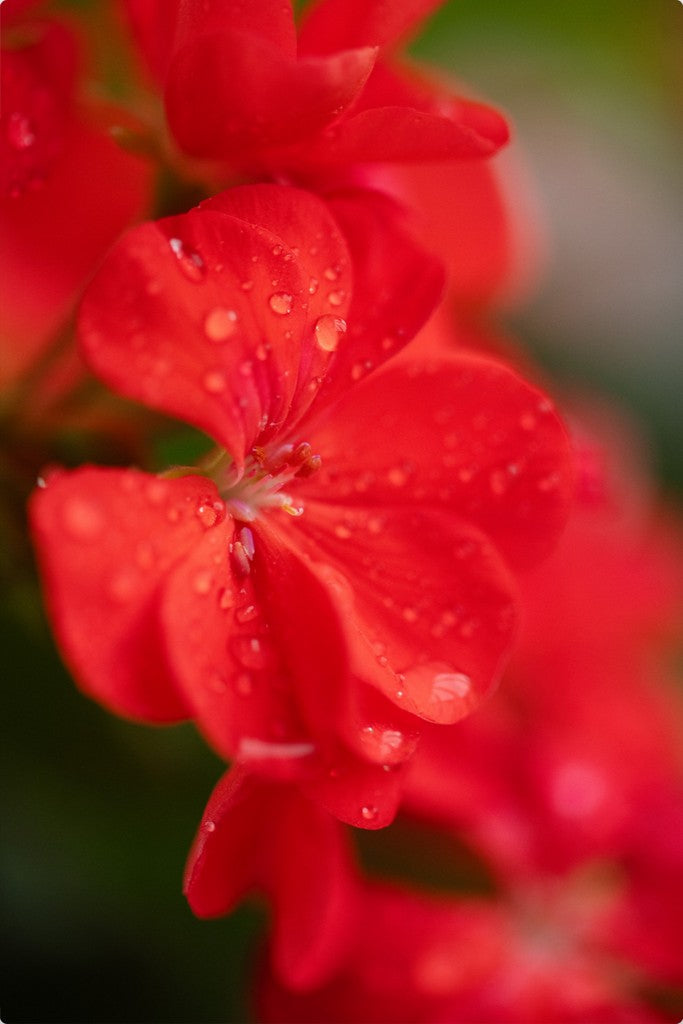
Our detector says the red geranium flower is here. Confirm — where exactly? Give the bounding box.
[30,184,573,827]
[121,0,508,173]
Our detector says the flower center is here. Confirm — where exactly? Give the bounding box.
[217,441,320,523]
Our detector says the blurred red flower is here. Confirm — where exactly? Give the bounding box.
[0,0,153,390]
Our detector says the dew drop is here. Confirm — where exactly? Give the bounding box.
[402,607,418,624]
[202,369,227,394]
[327,290,345,307]
[268,292,293,315]
[145,479,168,505]
[361,805,378,822]
[196,500,225,528]
[108,570,137,604]
[192,569,213,595]
[431,671,472,702]
[308,277,319,295]
[231,634,270,669]
[6,112,35,150]
[387,467,408,487]
[520,411,537,431]
[323,266,340,282]
[62,498,104,539]
[217,586,234,610]
[232,671,254,696]
[334,523,352,539]
[314,314,346,352]
[203,819,216,833]
[489,469,508,496]
[235,603,258,624]
[204,307,238,342]
[169,237,206,282]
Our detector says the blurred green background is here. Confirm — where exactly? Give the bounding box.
[2,1,681,1021]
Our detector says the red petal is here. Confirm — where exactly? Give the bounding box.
[299,0,445,54]
[173,0,298,58]
[302,354,574,568]
[120,0,179,83]
[305,188,444,407]
[301,742,408,830]
[28,469,227,722]
[276,59,507,167]
[166,27,376,160]
[159,514,351,763]
[78,188,351,467]
[1,100,152,387]
[293,502,518,726]
[184,767,358,987]
[378,153,535,312]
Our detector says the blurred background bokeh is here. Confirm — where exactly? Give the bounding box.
[2,1,681,1021]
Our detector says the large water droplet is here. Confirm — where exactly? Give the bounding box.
[314,314,346,352]
[204,307,238,342]
[169,237,206,282]
[431,671,472,702]
[268,292,293,315]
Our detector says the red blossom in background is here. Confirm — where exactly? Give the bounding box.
[0,0,153,390]
[252,417,683,1022]
[121,0,508,175]
[30,183,573,827]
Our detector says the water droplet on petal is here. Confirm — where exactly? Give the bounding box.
[169,237,206,282]
[334,523,352,539]
[489,469,508,495]
[327,290,345,307]
[7,112,36,150]
[387,467,408,487]
[323,266,340,282]
[62,498,104,539]
[196,500,226,528]
[192,569,213,594]
[308,277,319,295]
[431,671,472,702]
[232,671,254,696]
[202,369,227,394]
[268,292,293,315]
[203,819,216,833]
[314,314,346,352]
[235,603,258,624]
[231,634,270,669]
[402,607,418,623]
[204,307,238,342]
[108,570,137,604]
[361,805,378,822]
[520,411,537,431]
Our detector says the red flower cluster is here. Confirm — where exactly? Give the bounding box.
[6,0,680,1020]
[185,417,683,1019]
